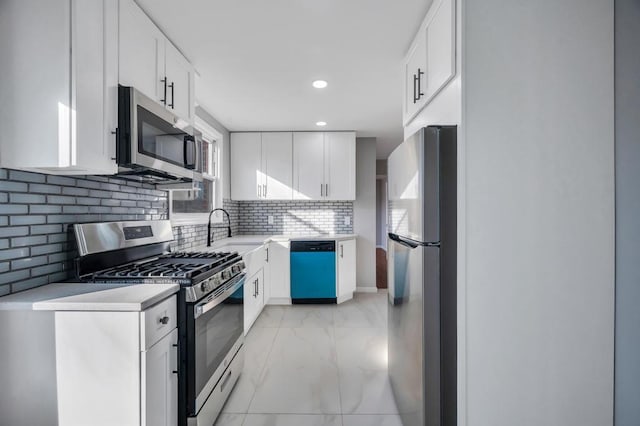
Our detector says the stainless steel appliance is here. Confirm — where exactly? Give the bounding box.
[73,220,245,426]
[387,126,457,426]
[117,86,201,183]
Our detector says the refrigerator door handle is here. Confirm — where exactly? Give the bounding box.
[388,233,440,249]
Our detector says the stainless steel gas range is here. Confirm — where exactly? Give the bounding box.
[73,220,245,426]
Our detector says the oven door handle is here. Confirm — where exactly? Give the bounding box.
[194,273,245,319]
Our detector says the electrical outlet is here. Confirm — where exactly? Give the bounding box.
[268,215,274,225]
[344,216,351,225]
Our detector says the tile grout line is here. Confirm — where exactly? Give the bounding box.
[241,321,283,423]
[332,303,346,425]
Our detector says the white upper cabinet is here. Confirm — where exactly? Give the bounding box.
[262,132,294,200]
[231,131,355,201]
[231,132,294,200]
[403,0,456,125]
[426,0,456,100]
[0,0,118,174]
[119,0,164,103]
[164,41,195,123]
[231,133,262,201]
[293,132,325,200]
[324,132,356,201]
[403,29,428,122]
[294,132,356,201]
[119,0,195,123]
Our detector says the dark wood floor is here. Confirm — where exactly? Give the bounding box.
[376,248,388,289]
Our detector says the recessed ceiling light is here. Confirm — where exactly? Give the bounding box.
[316,121,327,127]
[312,80,328,89]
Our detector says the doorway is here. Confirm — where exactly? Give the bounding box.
[376,175,388,289]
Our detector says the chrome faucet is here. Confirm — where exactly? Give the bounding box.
[207,208,232,247]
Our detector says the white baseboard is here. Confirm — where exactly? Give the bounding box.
[356,286,379,293]
[337,293,354,304]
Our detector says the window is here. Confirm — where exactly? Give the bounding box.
[169,117,223,225]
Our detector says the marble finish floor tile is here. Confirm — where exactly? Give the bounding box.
[253,305,286,328]
[220,290,399,423]
[342,414,403,426]
[333,294,386,328]
[213,413,245,426]
[248,327,341,414]
[222,327,278,413]
[242,414,342,426]
[280,304,335,328]
[335,327,387,371]
[338,368,398,415]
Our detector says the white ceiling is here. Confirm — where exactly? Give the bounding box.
[136,0,432,159]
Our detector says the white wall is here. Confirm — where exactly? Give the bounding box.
[354,137,377,289]
[614,0,640,423]
[463,1,615,426]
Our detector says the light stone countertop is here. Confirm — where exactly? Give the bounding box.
[0,282,179,312]
[195,234,358,254]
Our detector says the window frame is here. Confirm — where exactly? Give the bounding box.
[169,116,224,226]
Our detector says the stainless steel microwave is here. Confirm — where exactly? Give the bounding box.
[117,86,199,182]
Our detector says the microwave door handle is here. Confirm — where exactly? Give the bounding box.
[184,135,196,170]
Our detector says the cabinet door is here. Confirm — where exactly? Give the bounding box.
[293,132,325,200]
[337,239,357,299]
[73,0,118,174]
[165,40,195,123]
[324,132,356,200]
[263,245,271,304]
[119,0,165,103]
[426,0,456,100]
[268,241,291,300]
[403,27,428,124]
[142,328,178,426]
[231,133,263,200]
[244,269,264,334]
[262,132,293,200]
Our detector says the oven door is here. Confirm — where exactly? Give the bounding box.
[118,86,198,181]
[189,273,244,415]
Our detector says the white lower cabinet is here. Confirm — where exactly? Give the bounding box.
[267,241,291,303]
[142,329,178,426]
[54,295,178,426]
[337,239,357,303]
[244,268,264,334]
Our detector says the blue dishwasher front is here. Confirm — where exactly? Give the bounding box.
[290,240,336,303]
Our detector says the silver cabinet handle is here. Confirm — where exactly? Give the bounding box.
[258,185,261,198]
[340,244,344,258]
[160,77,167,105]
[325,184,329,197]
[263,184,267,198]
[265,247,269,263]
[320,183,323,197]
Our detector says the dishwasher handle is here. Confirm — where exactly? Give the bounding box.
[290,240,336,252]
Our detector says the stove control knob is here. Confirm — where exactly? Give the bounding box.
[222,270,230,280]
[200,281,209,293]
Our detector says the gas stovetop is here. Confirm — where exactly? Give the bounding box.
[74,221,246,302]
[93,251,240,282]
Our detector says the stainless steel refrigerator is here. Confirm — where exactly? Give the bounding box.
[387,126,457,426]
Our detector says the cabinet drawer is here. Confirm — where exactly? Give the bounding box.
[140,295,177,350]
